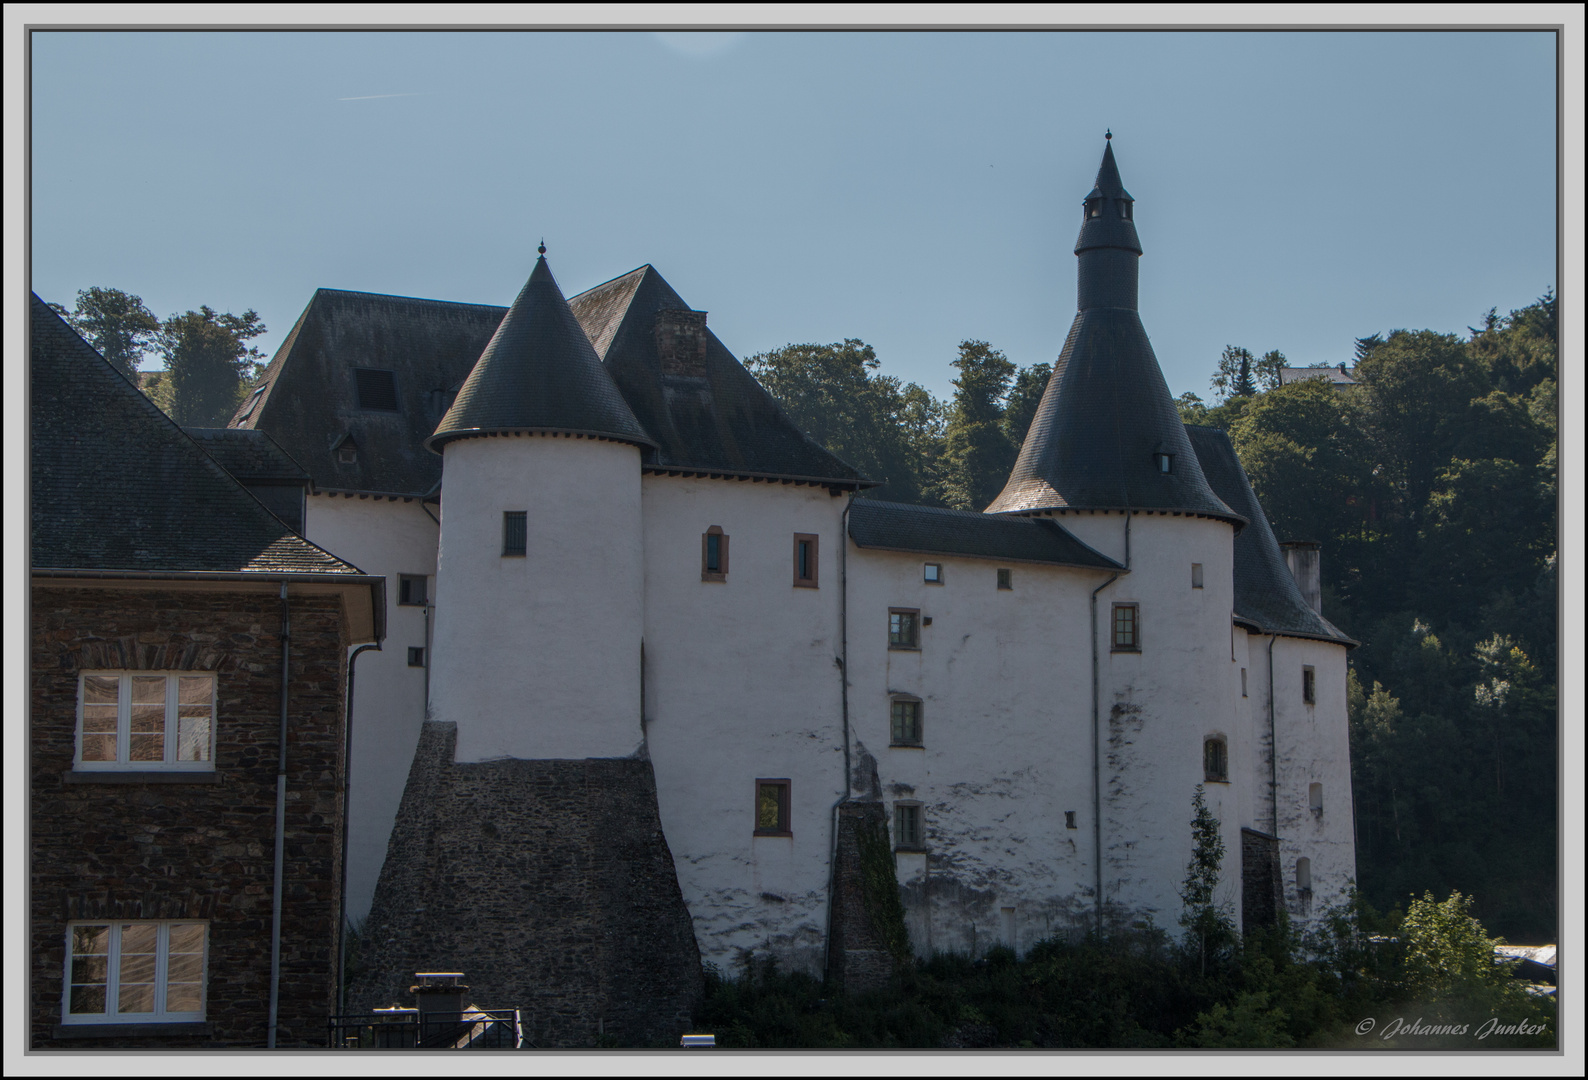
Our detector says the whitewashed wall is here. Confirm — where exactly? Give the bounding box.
[303,493,439,923]
[428,435,644,762]
[640,476,847,976]
[844,541,1114,957]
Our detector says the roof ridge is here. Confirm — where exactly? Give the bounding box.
[310,286,509,311]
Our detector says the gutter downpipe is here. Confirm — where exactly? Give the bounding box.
[337,641,381,1016]
[823,496,855,980]
[267,582,291,1048]
[1090,511,1130,929]
[1267,633,1279,836]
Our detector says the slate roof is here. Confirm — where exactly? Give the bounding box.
[30,293,364,577]
[1279,365,1358,387]
[568,265,868,486]
[1185,426,1354,646]
[848,500,1121,570]
[987,141,1239,523]
[184,427,311,484]
[428,256,654,453]
[1077,139,1141,256]
[232,288,509,497]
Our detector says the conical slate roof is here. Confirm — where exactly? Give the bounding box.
[987,140,1239,523]
[427,255,654,453]
[1185,426,1354,646]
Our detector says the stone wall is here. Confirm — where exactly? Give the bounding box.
[30,585,348,1048]
[826,801,900,992]
[350,722,703,1047]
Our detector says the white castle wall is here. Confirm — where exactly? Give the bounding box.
[428,434,644,763]
[303,493,438,923]
[639,476,848,977]
[843,543,1111,957]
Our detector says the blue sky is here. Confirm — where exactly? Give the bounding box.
[29,28,1559,403]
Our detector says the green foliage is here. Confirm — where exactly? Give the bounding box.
[49,287,159,383]
[1178,785,1234,977]
[940,340,1017,510]
[1001,361,1051,453]
[856,814,912,965]
[1401,891,1509,1000]
[1177,990,1294,1048]
[156,305,268,427]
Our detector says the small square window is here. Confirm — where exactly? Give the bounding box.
[894,803,924,850]
[997,568,1013,590]
[890,697,923,747]
[1065,810,1078,829]
[407,647,425,668]
[793,534,819,588]
[1303,666,1316,704]
[924,563,943,585]
[889,608,920,650]
[754,779,790,836]
[702,526,729,582]
[1204,737,1228,783]
[76,672,214,771]
[1111,603,1140,652]
[503,511,527,557]
[398,574,428,606]
[63,921,207,1024]
[1192,563,1204,589]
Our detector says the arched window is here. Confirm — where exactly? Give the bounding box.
[1295,856,1312,893]
[1203,736,1228,783]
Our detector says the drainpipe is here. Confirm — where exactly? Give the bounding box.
[337,641,381,1016]
[1089,512,1130,928]
[1267,634,1279,836]
[267,582,291,1048]
[823,496,855,979]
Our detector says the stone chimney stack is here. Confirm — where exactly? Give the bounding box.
[654,309,709,377]
[1279,541,1322,613]
[410,971,469,1020]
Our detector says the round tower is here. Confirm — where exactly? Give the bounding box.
[425,252,657,763]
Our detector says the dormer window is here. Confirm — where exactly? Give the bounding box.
[1120,201,1133,220]
[1086,198,1103,220]
[1154,452,1174,474]
[333,434,358,465]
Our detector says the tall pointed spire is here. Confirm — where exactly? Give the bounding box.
[427,252,654,453]
[986,140,1239,523]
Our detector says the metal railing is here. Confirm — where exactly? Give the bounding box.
[329,1007,523,1049]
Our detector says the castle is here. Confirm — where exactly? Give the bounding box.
[228,138,1356,1041]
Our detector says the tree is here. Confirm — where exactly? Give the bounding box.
[1400,891,1511,1001]
[1211,345,1257,402]
[1001,362,1051,455]
[940,340,1016,511]
[155,305,268,426]
[1179,785,1233,977]
[48,287,159,383]
[1254,349,1287,392]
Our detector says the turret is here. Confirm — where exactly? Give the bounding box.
[426,248,656,763]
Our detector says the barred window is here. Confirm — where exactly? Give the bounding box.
[1112,603,1140,651]
[502,511,527,557]
[76,673,214,771]
[890,697,923,747]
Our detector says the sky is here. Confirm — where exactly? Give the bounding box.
[25,25,1561,404]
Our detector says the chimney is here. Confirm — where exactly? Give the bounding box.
[654,309,709,378]
[410,971,469,1021]
[1279,541,1322,613]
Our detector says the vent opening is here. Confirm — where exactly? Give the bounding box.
[355,368,399,411]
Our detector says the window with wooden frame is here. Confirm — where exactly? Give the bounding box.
[793,533,819,588]
[890,696,923,747]
[923,562,943,585]
[888,608,920,650]
[398,574,428,606]
[1111,603,1140,651]
[754,779,790,836]
[62,921,207,1024]
[893,802,925,851]
[76,673,215,771]
[1302,666,1316,704]
[1204,736,1229,783]
[502,511,527,557]
[702,526,729,582]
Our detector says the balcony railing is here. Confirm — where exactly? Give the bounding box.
[329,1007,523,1049]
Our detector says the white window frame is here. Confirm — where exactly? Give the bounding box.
[75,672,216,771]
[62,921,208,1024]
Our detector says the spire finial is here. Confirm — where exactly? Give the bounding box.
[537,238,546,257]
[1105,129,1112,141]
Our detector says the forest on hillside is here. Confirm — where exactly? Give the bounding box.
[748,293,1560,944]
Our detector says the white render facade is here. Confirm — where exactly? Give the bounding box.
[236,140,1357,976]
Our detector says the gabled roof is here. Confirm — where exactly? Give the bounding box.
[233,288,509,497]
[568,265,867,486]
[428,255,653,453]
[848,500,1121,570]
[185,427,311,485]
[1185,426,1355,646]
[30,293,364,579]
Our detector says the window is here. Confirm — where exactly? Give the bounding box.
[1192,563,1204,589]
[1111,603,1139,652]
[793,534,819,588]
[503,511,527,557]
[407,647,426,668]
[1241,667,1248,697]
[1309,782,1323,816]
[997,568,1013,590]
[754,779,790,836]
[1154,452,1174,473]
[398,574,428,606]
[890,697,923,747]
[1204,736,1228,783]
[63,921,206,1024]
[76,673,214,770]
[923,563,943,585]
[894,802,924,850]
[1302,666,1316,704]
[335,437,357,465]
[355,368,399,411]
[1120,201,1133,221]
[1085,198,1102,220]
[701,526,728,582]
[1295,857,1312,894]
[1065,810,1078,830]
[888,608,920,650]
